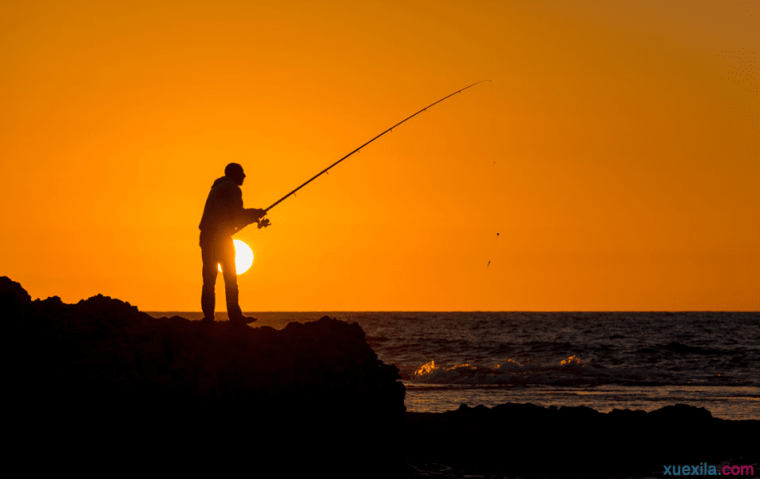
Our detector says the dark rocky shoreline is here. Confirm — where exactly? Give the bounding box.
[404,402,758,477]
[3,276,757,477]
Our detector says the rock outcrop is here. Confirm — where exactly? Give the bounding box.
[4,276,757,476]
[403,400,759,476]
[3,276,405,474]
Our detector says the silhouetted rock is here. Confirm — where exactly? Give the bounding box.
[403,402,759,476]
[4,277,757,476]
[1,276,32,325]
[5,277,405,475]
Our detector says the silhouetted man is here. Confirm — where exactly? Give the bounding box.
[199,163,266,323]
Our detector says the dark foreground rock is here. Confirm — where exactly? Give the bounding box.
[3,276,404,475]
[403,403,759,477]
[3,276,758,477]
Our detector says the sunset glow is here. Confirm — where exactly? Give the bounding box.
[1,0,757,311]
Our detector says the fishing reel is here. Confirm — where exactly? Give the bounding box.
[257,217,271,229]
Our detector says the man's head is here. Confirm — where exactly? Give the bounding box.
[225,163,246,186]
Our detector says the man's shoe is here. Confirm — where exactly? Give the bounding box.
[229,315,257,324]
[201,316,215,323]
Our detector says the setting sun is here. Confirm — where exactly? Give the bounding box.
[218,239,254,275]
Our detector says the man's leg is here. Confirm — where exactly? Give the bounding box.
[201,240,218,321]
[218,237,244,319]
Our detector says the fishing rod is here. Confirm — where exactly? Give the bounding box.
[257,80,490,226]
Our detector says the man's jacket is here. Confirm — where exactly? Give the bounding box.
[199,176,250,240]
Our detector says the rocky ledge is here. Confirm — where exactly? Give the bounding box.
[3,276,757,476]
[4,275,405,476]
[404,402,759,477]
[3,276,404,420]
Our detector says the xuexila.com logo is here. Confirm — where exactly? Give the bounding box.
[663,463,755,476]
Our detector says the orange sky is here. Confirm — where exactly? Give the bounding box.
[1,0,758,311]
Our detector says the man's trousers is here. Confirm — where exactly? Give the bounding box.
[200,234,242,320]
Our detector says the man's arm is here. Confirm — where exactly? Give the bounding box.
[225,184,267,233]
[230,209,267,234]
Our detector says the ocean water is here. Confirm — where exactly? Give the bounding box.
[147,311,760,421]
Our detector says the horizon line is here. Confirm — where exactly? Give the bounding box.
[145,310,760,314]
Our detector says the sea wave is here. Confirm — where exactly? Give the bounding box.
[410,355,587,385]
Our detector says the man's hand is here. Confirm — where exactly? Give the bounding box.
[242,208,270,229]
[250,208,266,220]
[257,217,271,229]
[243,208,266,224]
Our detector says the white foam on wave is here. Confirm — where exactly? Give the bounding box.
[411,355,587,385]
